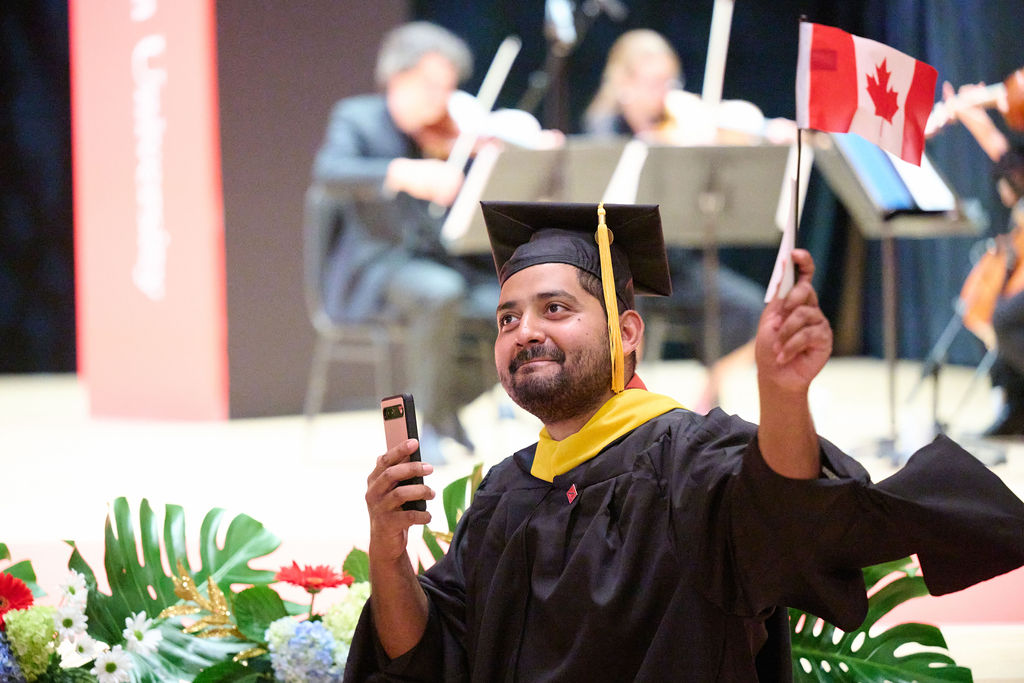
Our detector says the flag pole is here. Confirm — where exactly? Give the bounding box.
[794,127,802,236]
[794,15,807,239]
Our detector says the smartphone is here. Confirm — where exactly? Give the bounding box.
[380,393,426,512]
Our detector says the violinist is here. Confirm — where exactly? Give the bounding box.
[582,29,780,413]
[312,21,500,463]
[940,77,1024,436]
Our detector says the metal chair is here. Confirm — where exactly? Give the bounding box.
[301,182,404,419]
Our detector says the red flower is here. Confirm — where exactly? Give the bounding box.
[275,562,352,594]
[0,572,34,630]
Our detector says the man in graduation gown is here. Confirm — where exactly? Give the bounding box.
[345,201,1024,681]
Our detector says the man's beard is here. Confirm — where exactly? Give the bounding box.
[499,341,611,424]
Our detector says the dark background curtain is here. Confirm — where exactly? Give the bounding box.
[3,0,1022,373]
[0,1,73,372]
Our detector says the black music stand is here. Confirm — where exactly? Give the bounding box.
[632,144,791,365]
[812,131,980,463]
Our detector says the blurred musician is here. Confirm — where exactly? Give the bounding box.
[312,21,500,461]
[582,29,789,412]
[583,29,796,146]
[940,77,1024,436]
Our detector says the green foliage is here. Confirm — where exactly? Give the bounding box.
[790,557,972,682]
[342,548,369,584]
[192,656,274,682]
[1,557,44,598]
[422,461,485,567]
[38,656,99,682]
[422,526,446,564]
[65,497,281,682]
[233,586,288,643]
[442,462,484,531]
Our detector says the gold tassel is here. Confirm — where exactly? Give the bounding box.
[596,204,625,393]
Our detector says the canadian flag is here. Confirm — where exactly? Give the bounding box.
[795,22,937,165]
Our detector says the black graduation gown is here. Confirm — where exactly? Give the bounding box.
[344,408,1024,681]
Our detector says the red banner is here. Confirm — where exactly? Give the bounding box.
[70,0,228,418]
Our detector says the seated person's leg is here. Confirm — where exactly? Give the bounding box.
[387,258,468,462]
[644,249,763,412]
[987,292,1024,436]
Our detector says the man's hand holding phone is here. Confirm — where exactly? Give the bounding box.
[380,394,429,512]
[364,396,435,659]
[365,441,434,566]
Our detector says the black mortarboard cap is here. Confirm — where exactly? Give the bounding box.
[480,201,672,308]
[481,200,672,394]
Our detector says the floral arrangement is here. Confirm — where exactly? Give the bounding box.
[0,462,971,682]
[0,563,160,683]
[0,500,377,682]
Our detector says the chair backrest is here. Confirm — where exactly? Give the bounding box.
[302,182,346,334]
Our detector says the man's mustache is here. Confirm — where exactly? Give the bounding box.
[509,345,566,374]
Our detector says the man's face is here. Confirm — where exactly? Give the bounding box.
[387,52,458,134]
[494,263,613,423]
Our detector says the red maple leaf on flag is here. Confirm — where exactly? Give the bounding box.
[865,58,900,123]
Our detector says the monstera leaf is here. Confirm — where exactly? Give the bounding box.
[790,557,972,682]
[66,497,281,681]
[1,543,43,597]
[423,461,485,564]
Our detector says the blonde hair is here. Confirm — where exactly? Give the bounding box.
[584,29,681,130]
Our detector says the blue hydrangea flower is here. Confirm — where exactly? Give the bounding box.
[0,631,27,683]
[268,620,343,683]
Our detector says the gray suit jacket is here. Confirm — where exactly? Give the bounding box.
[312,94,445,322]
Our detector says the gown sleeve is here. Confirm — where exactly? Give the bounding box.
[694,412,1024,631]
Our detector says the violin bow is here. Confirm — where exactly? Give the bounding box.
[429,35,522,218]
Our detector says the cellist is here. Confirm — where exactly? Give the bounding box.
[940,75,1024,436]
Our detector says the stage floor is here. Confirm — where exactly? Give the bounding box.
[2,357,1022,680]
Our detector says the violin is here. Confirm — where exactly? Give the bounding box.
[926,67,1024,136]
[652,90,798,146]
[417,89,552,160]
[960,204,1024,349]
[412,108,463,161]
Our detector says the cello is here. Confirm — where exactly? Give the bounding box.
[960,203,1024,349]
[946,67,1024,348]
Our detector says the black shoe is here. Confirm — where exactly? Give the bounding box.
[982,403,1024,438]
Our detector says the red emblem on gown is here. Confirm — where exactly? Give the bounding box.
[567,484,578,504]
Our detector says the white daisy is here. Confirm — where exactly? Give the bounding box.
[122,611,162,655]
[58,633,105,667]
[91,644,132,683]
[55,604,88,639]
[60,570,89,608]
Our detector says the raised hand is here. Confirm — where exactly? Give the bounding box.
[365,438,435,564]
[364,438,435,657]
[754,249,832,478]
[755,248,833,397]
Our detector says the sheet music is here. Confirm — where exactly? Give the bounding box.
[887,151,957,212]
[601,139,649,204]
[774,141,814,231]
[765,181,797,302]
[441,142,502,244]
